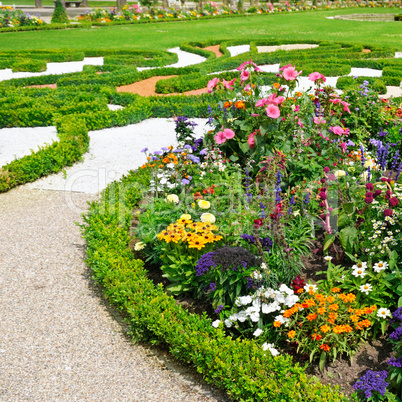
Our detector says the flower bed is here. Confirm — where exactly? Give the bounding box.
[128,61,402,399]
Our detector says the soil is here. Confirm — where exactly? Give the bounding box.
[116,75,209,97]
[25,84,57,89]
[203,45,223,58]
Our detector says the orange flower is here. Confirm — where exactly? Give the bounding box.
[331,287,341,293]
[307,313,317,321]
[224,101,232,109]
[320,324,331,333]
[273,321,281,328]
[320,344,330,352]
[326,296,335,304]
[356,319,372,329]
[311,333,322,341]
[273,82,281,89]
[302,298,316,308]
[235,100,246,109]
[297,288,304,294]
[329,304,339,311]
[314,293,326,303]
[288,330,296,338]
[317,307,326,315]
[350,315,359,323]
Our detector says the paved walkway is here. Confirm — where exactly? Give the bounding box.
[0,186,228,401]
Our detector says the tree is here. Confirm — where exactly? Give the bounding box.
[35,0,43,8]
[116,0,127,11]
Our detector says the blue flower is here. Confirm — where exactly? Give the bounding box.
[182,179,190,185]
[141,148,148,153]
[353,370,388,399]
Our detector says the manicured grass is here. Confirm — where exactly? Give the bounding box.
[0,8,401,51]
[4,0,138,6]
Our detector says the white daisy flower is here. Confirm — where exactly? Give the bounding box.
[324,256,333,261]
[373,261,388,273]
[352,268,366,278]
[262,343,280,356]
[304,283,318,293]
[360,283,373,294]
[377,308,391,319]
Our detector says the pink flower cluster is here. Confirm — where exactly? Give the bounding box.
[237,59,262,84]
[308,72,326,83]
[214,128,235,145]
[207,77,236,93]
[255,93,284,119]
[279,64,302,81]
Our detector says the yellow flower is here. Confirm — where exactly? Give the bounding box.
[198,199,211,209]
[200,213,216,223]
[166,194,179,204]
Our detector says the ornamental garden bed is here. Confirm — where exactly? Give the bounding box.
[1,38,402,400]
[84,61,402,400]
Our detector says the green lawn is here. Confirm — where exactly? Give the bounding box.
[0,8,401,51]
[4,0,137,6]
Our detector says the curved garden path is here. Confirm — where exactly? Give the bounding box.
[0,186,227,401]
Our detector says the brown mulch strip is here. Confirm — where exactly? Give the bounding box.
[203,45,223,58]
[25,84,57,89]
[116,75,208,97]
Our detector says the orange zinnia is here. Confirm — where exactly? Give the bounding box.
[317,307,326,315]
[329,304,339,311]
[320,344,330,352]
[331,287,341,293]
[273,321,281,328]
[307,313,317,321]
[311,333,322,341]
[320,324,331,333]
[287,331,296,338]
[326,296,335,304]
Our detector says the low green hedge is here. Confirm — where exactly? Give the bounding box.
[81,169,348,402]
[336,76,387,94]
[395,14,402,21]
[0,116,89,192]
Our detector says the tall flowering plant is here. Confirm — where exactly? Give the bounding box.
[207,61,353,178]
[276,285,377,371]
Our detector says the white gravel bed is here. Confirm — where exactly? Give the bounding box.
[0,187,228,401]
[227,45,250,57]
[257,44,319,53]
[0,57,103,82]
[137,47,206,71]
[26,118,209,194]
[396,52,402,58]
[0,126,58,167]
[379,86,402,99]
[348,67,383,77]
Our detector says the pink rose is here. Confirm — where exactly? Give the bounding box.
[266,104,280,119]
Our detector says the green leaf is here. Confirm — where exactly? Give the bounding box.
[396,284,402,296]
[239,141,250,154]
[319,351,326,372]
[339,226,358,253]
[398,296,402,308]
[323,234,336,252]
[343,202,355,215]
[229,155,239,162]
[166,283,183,295]
[337,211,351,230]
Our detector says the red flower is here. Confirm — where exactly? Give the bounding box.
[384,209,393,217]
[389,197,399,208]
[253,218,264,228]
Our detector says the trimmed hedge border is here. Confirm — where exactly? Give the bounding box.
[81,170,348,401]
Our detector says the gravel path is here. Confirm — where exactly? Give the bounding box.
[0,186,228,401]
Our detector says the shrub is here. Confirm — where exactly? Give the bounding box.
[51,0,69,24]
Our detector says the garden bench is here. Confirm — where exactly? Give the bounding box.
[54,0,82,7]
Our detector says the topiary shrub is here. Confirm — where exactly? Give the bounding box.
[395,14,402,21]
[51,0,69,24]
